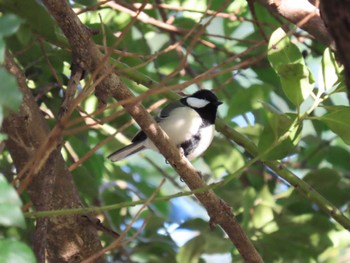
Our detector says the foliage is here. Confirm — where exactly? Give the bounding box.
[0,174,35,263]
[0,13,22,133]
[1,0,350,262]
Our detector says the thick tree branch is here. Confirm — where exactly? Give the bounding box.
[3,54,103,262]
[319,0,350,101]
[41,0,263,262]
[255,0,333,46]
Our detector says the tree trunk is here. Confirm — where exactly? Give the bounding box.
[2,55,104,262]
[320,0,350,100]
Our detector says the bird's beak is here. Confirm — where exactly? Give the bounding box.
[215,101,223,106]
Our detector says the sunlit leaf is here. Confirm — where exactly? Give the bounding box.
[0,37,4,63]
[176,235,205,263]
[0,239,36,263]
[320,48,340,92]
[252,185,275,229]
[0,175,25,228]
[268,28,314,106]
[316,106,350,145]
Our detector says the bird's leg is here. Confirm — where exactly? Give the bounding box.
[196,171,204,179]
[179,146,185,158]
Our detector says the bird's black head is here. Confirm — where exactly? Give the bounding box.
[181,89,222,125]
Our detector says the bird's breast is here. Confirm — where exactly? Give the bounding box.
[185,124,215,160]
[145,107,203,150]
[161,107,203,142]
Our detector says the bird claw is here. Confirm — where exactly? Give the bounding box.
[165,147,185,164]
[179,147,185,158]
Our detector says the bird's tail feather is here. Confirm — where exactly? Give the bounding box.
[107,142,145,162]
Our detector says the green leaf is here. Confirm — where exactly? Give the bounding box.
[316,106,350,145]
[257,214,333,262]
[321,48,340,92]
[0,68,22,115]
[0,13,23,37]
[176,235,206,263]
[332,72,347,93]
[0,0,66,46]
[268,28,314,106]
[204,137,244,177]
[0,176,22,206]
[0,174,25,228]
[258,112,301,160]
[0,239,36,263]
[178,219,232,254]
[252,185,275,228]
[0,37,4,63]
[16,24,33,45]
[268,28,302,67]
[227,84,271,117]
[304,168,350,207]
[242,187,256,229]
[0,204,25,228]
[0,104,3,126]
[74,0,97,6]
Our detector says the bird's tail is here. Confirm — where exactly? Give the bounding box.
[107,142,145,162]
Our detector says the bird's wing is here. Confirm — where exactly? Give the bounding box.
[132,100,184,143]
[107,141,145,162]
[132,130,147,143]
[158,100,184,119]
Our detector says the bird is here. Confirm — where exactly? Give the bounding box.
[107,89,222,162]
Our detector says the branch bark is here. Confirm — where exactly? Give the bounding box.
[41,0,264,262]
[319,0,350,101]
[3,54,103,262]
[255,0,333,46]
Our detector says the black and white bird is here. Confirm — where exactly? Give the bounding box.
[107,89,222,162]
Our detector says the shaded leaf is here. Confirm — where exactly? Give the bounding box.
[0,13,23,37]
[227,84,271,117]
[257,214,333,262]
[258,111,301,160]
[302,168,350,207]
[0,0,66,46]
[0,68,23,115]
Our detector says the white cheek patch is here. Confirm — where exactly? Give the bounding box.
[186,97,210,108]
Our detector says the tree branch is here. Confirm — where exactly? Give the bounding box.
[41,0,263,262]
[255,0,333,47]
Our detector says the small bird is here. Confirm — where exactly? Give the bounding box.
[107,89,222,162]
